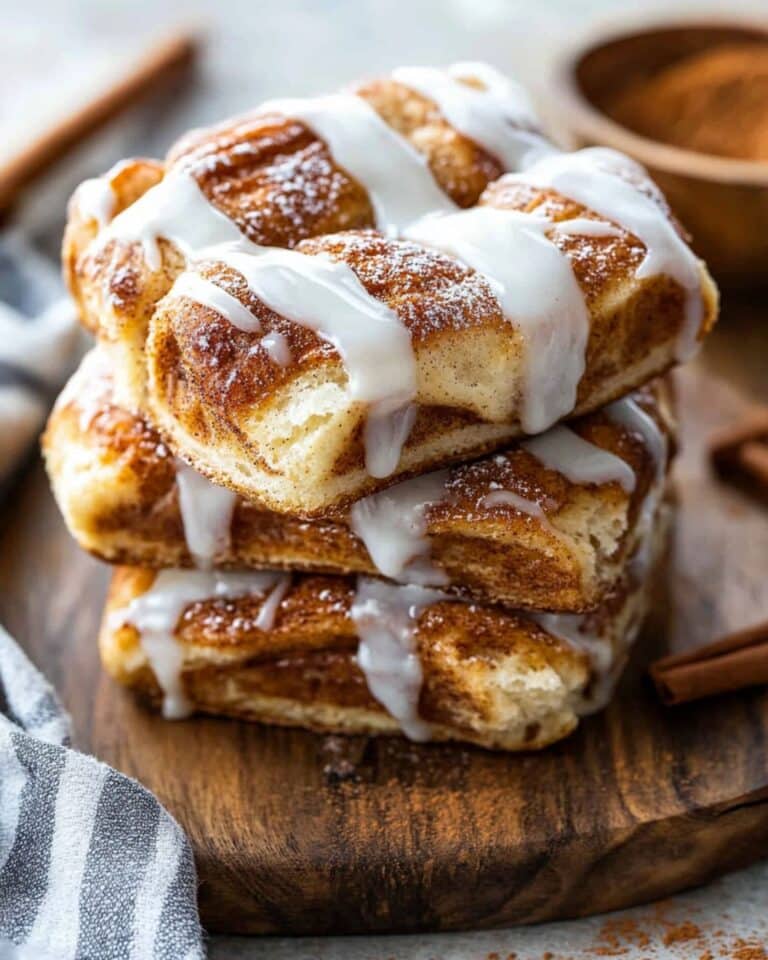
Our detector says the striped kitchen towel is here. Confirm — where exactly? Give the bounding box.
[0,233,205,958]
[0,625,205,960]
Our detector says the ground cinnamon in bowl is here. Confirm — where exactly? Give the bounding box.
[606,42,768,162]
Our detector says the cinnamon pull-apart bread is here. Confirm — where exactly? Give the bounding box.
[99,493,667,752]
[45,349,674,612]
[64,63,546,399]
[63,62,717,513]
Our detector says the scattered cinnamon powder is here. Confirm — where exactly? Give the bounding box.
[594,917,651,954]
[570,898,767,959]
[663,920,704,945]
[731,939,768,960]
[608,42,768,161]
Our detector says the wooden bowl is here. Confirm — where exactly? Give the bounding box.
[552,18,768,287]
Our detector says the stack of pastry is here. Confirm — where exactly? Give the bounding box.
[44,63,718,750]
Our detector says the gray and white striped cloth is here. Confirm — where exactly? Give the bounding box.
[0,627,204,960]
[0,234,205,959]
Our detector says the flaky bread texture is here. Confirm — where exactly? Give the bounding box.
[99,513,664,751]
[44,350,674,612]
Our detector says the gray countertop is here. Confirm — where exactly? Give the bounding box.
[4,0,768,956]
[211,860,768,958]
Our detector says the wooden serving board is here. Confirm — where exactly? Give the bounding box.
[2,324,768,936]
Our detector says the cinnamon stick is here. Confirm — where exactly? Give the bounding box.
[0,31,198,213]
[650,620,768,705]
[709,408,768,500]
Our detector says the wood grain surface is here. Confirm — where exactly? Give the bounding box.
[1,311,767,936]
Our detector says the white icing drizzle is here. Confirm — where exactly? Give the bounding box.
[392,63,551,171]
[350,470,449,586]
[481,489,549,523]
[174,274,293,365]
[259,93,457,235]
[173,271,259,331]
[535,611,612,676]
[254,573,291,631]
[260,331,292,366]
[607,396,666,476]
[95,93,687,492]
[512,147,704,359]
[551,218,621,238]
[531,610,618,714]
[175,460,238,569]
[191,244,418,478]
[606,396,668,577]
[406,206,589,433]
[363,403,417,480]
[75,177,116,228]
[116,569,289,719]
[523,425,636,492]
[101,160,420,479]
[101,170,246,270]
[533,397,668,713]
[351,578,448,740]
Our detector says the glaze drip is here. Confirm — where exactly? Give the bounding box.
[512,147,704,359]
[406,206,589,433]
[522,426,636,491]
[259,331,292,366]
[350,470,449,585]
[531,609,617,713]
[75,177,116,228]
[259,93,457,235]
[106,163,420,480]
[606,396,668,576]
[191,244,418,478]
[173,271,260,331]
[116,569,289,719]
[481,489,550,525]
[351,578,448,740]
[175,460,238,569]
[102,170,246,269]
[392,62,550,170]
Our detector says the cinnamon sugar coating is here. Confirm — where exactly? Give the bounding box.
[44,350,674,612]
[98,513,664,752]
[60,68,717,514]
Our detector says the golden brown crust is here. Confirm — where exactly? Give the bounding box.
[63,158,165,336]
[478,178,717,402]
[98,513,665,751]
[44,350,674,612]
[144,209,708,512]
[64,73,508,348]
[167,78,503,225]
[63,77,717,405]
[149,210,707,424]
[354,78,504,207]
[157,231,503,414]
[169,113,376,247]
[100,564,589,750]
[61,68,716,513]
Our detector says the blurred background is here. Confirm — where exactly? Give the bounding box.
[4,0,767,278]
